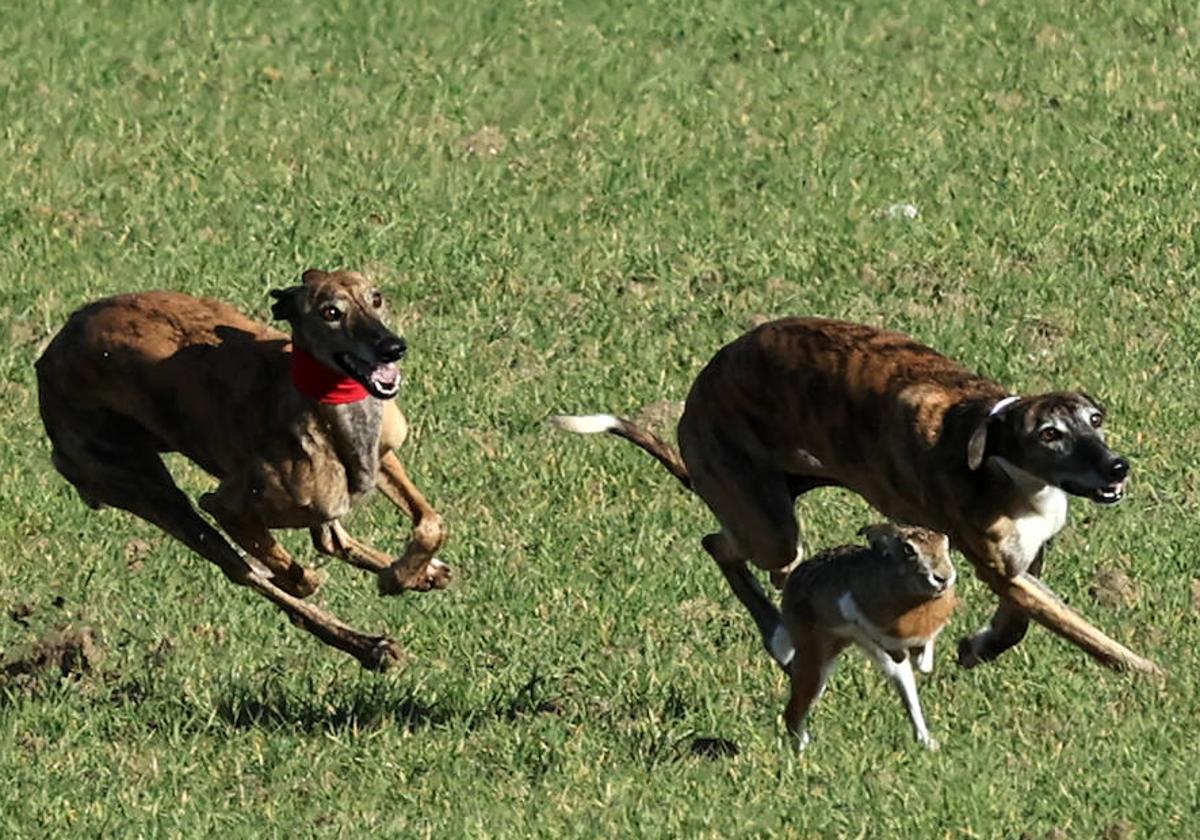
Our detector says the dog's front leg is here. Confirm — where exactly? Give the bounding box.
[962,546,1163,675]
[374,451,450,596]
[957,546,1043,668]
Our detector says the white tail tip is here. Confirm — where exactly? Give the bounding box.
[549,413,620,435]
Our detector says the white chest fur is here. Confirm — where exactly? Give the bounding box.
[835,593,931,650]
[1009,485,1068,568]
[994,458,1069,574]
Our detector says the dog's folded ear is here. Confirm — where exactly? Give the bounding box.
[270,286,305,322]
[967,417,989,470]
[1080,391,1105,413]
[301,268,328,286]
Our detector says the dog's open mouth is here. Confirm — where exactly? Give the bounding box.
[1092,480,1126,505]
[1062,477,1127,505]
[334,353,401,399]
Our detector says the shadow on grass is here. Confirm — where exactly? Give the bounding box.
[214,678,448,733]
[212,668,572,735]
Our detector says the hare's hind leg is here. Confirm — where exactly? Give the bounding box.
[783,629,845,751]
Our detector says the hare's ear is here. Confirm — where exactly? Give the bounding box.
[269,286,305,322]
[858,523,898,557]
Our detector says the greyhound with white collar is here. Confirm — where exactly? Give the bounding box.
[554,316,1160,675]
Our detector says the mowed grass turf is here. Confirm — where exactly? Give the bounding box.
[2,0,1198,836]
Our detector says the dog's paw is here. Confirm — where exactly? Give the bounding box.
[376,557,452,596]
[956,635,983,669]
[422,557,452,590]
[361,637,405,672]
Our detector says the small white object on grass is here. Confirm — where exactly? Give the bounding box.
[881,202,919,220]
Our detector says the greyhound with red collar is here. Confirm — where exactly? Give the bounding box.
[37,269,448,670]
[555,316,1160,675]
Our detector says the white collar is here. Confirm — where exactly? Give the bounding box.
[989,395,1020,417]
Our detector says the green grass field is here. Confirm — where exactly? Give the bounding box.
[3,0,1199,835]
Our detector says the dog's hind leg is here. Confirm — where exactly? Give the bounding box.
[199,490,326,599]
[310,520,394,573]
[690,463,801,668]
[373,451,450,596]
[703,531,794,667]
[55,440,400,671]
[768,475,837,590]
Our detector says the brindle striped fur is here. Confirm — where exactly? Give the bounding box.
[36,269,448,671]
[555,317,1161,676]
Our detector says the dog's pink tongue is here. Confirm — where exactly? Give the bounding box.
[371,363,400,388]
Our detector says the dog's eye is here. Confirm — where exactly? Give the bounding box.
[371,291,383,309]
[902,543,918,560]
[1089,413,1103,428]
[1039,426,1062,443]
[321,305,342,323]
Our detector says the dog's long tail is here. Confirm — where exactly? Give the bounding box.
[550,413,692,491]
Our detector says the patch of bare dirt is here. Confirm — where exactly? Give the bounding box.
[461,126,507,157]
[124,537,154,571]
[1101,819,1136,840]
[1089,568,1139,609]
[9,601,34,626]
[678,596,724,625]
[989,90,1025,112]
[29,204,103,230]
[1,623,103,690]
[1035,24,1066,49]
[1025,315,1070,343]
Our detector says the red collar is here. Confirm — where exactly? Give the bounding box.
[289,345,371,404]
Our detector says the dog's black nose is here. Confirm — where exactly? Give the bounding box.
[1107,458,1130,481]
[376,336,406,363]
